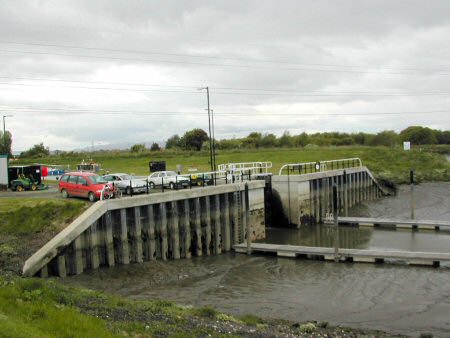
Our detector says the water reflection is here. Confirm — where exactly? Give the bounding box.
[265,225,450,253]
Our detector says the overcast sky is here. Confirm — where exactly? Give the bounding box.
[1,0,450,151]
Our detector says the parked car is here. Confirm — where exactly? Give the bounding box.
[59,172,114,201]
[103,173,148,195]
[147,171,190,189]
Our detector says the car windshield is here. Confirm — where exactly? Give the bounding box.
[166,171,177,177]
[89,175,107,184]
[120,174,132,180]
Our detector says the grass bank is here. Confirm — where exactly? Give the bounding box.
[14,146,450,184]
[0,275,406,337]
[0,198,88,274]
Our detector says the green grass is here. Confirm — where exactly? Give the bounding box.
[0,278,115,337]
[14,146,450,184]
[0,199,88,235]
[0,276,241,337]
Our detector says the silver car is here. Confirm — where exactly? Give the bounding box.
[103,173,148,195]
[147,171,190,189]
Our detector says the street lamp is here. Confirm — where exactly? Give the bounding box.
[2,115,12,154]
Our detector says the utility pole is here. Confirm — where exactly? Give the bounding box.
[211,109,216,173]
[2,115,12,155]
[199,87,214,172]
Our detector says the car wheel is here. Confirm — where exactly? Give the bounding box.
[61,189,69,198]
[17,185,24,192]
[31,184,38,191]
[169,182,175,190]
[126,186,132,195]
[88,192,96,202]
[149,182,155,189]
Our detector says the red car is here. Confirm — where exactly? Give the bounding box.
[59,172,114,202]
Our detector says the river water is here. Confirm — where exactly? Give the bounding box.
[61,182,450,337]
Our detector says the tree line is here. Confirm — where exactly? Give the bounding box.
[8,125,450,159]
[165,126,450,151]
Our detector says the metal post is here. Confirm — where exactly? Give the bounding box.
[343,170,348,216]
[245,183,251,255]
[333,184,339,262]
[410,169,415,219]
[206,88,213,172]
[146,179,149,194]
[211,109,216,173]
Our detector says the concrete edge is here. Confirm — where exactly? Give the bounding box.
[22,201,108,277]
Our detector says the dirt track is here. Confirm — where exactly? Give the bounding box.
[0,185,61,199]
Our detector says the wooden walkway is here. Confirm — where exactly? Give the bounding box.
[234,243,450,266]
[336,217,450,231]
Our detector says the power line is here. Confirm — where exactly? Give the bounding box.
[2,48,450,76]
[0,79,449,97]
[1,106,447,117]
[1,20,449,64]
[0,39,448,74]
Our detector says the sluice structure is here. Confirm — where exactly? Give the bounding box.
[23,182,266,277]
[272,159,387,227]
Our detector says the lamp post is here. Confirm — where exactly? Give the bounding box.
[2,115,12,154]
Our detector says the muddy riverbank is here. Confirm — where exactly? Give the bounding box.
[60,182,450,337]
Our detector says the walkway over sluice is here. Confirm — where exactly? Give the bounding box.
[234,243,450,267]
[272,159,387,227]
[337,217,450,231]
[23,182,266,278]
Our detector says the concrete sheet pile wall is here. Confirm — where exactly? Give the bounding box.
[23,182,266,277]
[272,167,385,227]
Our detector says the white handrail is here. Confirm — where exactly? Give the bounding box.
[279,158,362,175]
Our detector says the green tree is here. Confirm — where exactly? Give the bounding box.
[180,128,209,151]
[165,134,181,149]
[0,130,12,155]
[242,132,262,148]
[370,130,399,147]
[130,143,146,153]
[261,133,277,148]
[400,126,437,145]
[435,130,450,144]
[20,143,50,158]
[278,131,293,147]
[150,142,161,151]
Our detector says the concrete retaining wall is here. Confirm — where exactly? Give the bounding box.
[272,167,385,227]
[23,182,266,277]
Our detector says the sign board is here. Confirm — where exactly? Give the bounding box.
[403,141,411,151]
[149,161,166,173]
[0,155,8,186]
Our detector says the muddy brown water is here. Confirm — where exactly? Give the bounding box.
[61,182,450,337]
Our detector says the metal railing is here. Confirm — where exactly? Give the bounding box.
[278,158,362,175]
[218,162,272,176]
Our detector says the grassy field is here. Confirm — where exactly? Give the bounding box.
[13,146,450,184]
